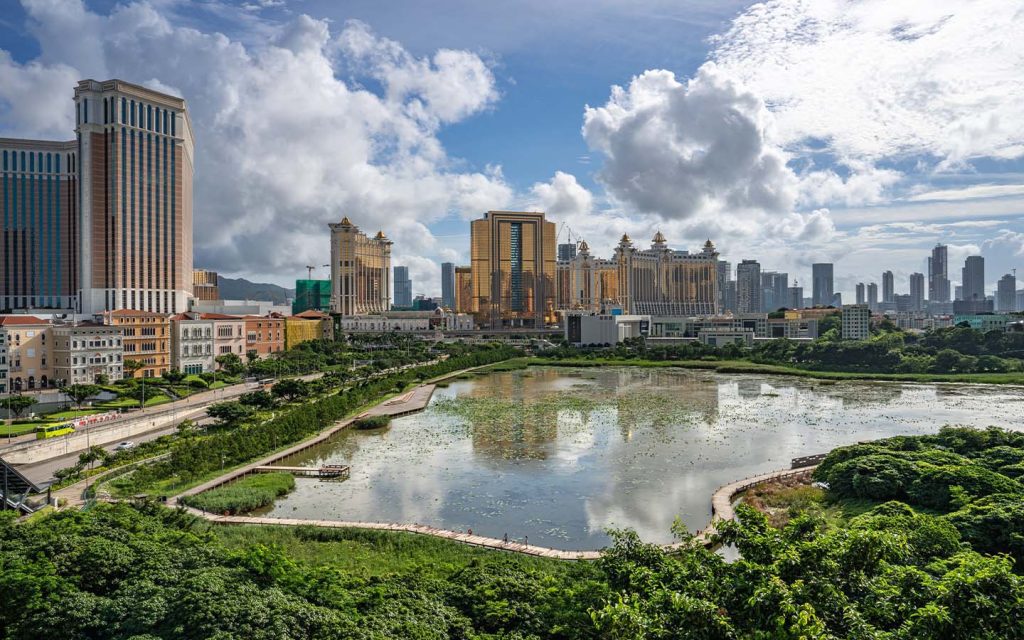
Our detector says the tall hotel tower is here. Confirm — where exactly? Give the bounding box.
[329,216,391,315]
[470,210,557,329]
[1,78,193,314]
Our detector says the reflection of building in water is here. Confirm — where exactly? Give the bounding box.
[465,370,560,464]
[735,377,764,400]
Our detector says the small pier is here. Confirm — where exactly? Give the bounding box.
[253,464,350,480]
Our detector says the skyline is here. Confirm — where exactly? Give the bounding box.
[2,0,1023,300]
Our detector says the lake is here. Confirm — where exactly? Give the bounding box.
[257,367,1024,549]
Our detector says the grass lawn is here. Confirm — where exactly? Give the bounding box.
[0,422,41,437]
[41,408,103,421]
[96,394,173,409]
[212,523,582,579]
[531,357,1024,384]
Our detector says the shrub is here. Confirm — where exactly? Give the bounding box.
[353,415,391,430]
[181,472,295,514]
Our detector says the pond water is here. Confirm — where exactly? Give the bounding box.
[257,367,1024,550]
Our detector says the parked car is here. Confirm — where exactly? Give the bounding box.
[114,441,136,451]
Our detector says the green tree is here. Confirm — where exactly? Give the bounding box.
[206,401,254,427]
[215,352,245,376]
[64,383,101,415]
[4,394,37,420]
[270,378,310,403]
[123,358,144,378]
[239,390,276,410]
[162,368,186,384]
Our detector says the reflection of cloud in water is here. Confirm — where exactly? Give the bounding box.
[265,367,1024,549]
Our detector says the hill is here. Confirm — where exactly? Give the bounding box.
[217,276,294,304]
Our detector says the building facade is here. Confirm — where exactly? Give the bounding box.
[909,272,925,311]
[0,139,78,311]
[882,271,894,304]
[201,313,246,363]
[292,279,331,315]
[761,271,788,312]
[842,304,870,340]
[962,256,985,303]
[51,322,123,384]
[867,282,878,311]
[393,266,412,308]
[471,211,557,328]
[193,269,219,301]
[736,260,761,314]
[556,233,719,317]
[812,263,834,307]
[929,244,950,303]
[0,315,52,390]
[441,262,456,310]
[102,309,171,378]
[0,330,7,393]
[244,315,285,358]
[997,274,1017,312]
[329,217,391,315]
[855,283,865,305]
[2,79,193,315]
[170,314,214,375]
[454,266,473,314]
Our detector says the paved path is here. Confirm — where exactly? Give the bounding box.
[181,461,817,560]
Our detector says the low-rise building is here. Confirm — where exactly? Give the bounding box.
[338,309,474,333]
[0,315,53,390]
[103,310,172,378]
[841,304,870,340]
[286,310,333,349]
[953,314,1016,332]
[564,313,650,346]
[201,314,247,364]
[171,314,215,375]
[698,327,754,347]
[765,317,819,339]
[51,323,124,384]
[244,315,286,358]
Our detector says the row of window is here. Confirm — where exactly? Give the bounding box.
[79,96,178,138]
[0,149,73,174]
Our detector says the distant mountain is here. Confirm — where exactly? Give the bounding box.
[217,276,294,304]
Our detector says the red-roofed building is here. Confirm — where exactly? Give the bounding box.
[103,309,171,378]
[199,313,245,367]
[0,315,53,390]
[244,314,285,358]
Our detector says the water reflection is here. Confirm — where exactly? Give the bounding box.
[261,367,1024,549]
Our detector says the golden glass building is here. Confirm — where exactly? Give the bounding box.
[470,211,556,328]
[454,266,474,314]
[329,216,391,315]
[556,232,719,315]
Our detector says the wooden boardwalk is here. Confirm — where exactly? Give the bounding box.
[253,465,350,479]
[181,465,817,560]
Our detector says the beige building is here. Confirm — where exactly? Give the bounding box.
[0,316,52,390]
[200,313,246,364]
[52,322,124,384]
[556,233,719,316]
[170,313,214,375]
[470,211,557,329]
[329,217,391,315]
[103,309,171,378]
[192,269,219,301]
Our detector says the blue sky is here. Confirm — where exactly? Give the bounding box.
[2,0,1023,300]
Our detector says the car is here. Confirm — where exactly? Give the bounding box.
[114,441,136,451]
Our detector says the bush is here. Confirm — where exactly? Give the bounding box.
[353,415,391,430]
[181,472,295,514]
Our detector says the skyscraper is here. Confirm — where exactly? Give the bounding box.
[328,216,391,315]
[867,282,878,311]
[393,265,412,308]
[855,282,865,305]
[471,211,556,328]
[440,262,456,309]
[557,242,577,262]
[761,271,788,312]
[788,284,803,309]
[2,78,194,314]
[812,263,834,307]
[997,274,1017,312]
[454,266,473,313]
[929,244,950,303]
[882,271,894,304]
[736,259,761,314]
[910,272,925,311]
[717,260,732,312]
[962,255,985,302]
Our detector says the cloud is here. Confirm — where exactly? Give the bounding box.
[907,184,1024,202]
[2,0,510,284]
[582,64,797,220]
[710,0,1024,167]
[530,171,593,220]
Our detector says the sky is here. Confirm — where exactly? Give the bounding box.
[2,0,1024,301]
